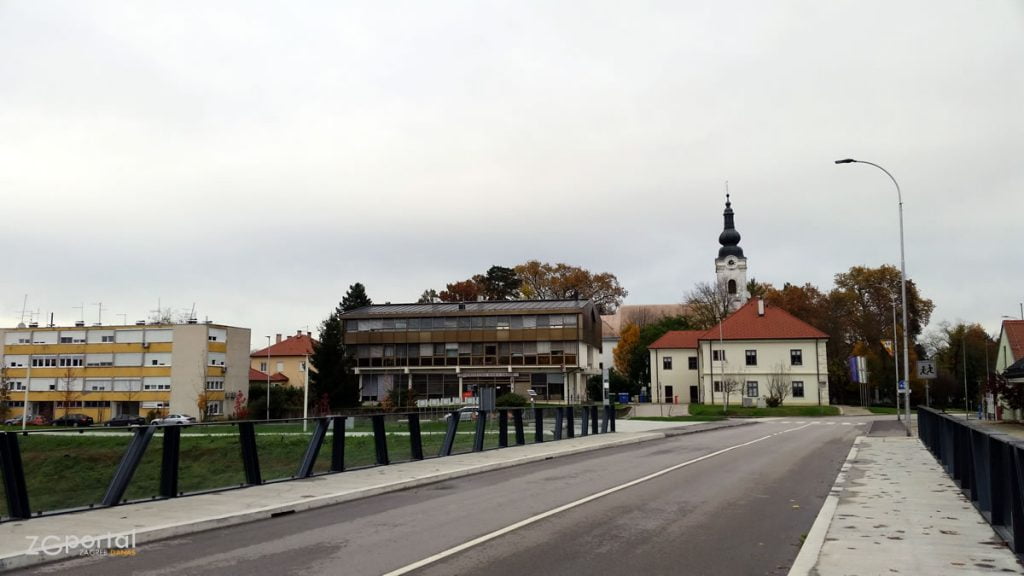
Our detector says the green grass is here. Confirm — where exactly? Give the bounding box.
[688,404,840,418]
[867,406,899,414]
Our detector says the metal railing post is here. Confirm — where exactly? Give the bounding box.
[591,405,599,435]
[580,406,589,436]
[554,408,564,441]
[297,418,330,478]
[408,413,424,460]
[566,406,575,438]
[239,421,262,486]
[102,425,157,506]
[601,405,609,433]
[0,432,31,519]
[534,408,544,443]
[498,410,509,448]
[472,411,487,452]
[331,416,347,472]
[160,425,181,497]
[440,411,460,456]
[372,415,389,466]
[513,409,525,445]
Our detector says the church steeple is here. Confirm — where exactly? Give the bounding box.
[718,193,744,258]
[714,193,750,312]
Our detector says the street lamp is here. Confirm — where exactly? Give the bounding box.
[265,335,271,421]
[835,158,912,436]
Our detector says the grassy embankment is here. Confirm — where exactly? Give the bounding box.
[687,404,840,418]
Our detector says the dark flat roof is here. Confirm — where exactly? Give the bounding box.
[342,299,592,317]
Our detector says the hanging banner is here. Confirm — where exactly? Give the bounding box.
[881,340,895,357]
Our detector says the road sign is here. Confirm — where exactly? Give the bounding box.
[898,380,906,391]
[916,360,937,380]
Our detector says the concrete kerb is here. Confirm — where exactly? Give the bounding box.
[788,436,863,576]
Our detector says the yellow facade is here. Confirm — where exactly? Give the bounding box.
[1,323,250,424]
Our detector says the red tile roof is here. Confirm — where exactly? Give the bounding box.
[649,330,704,350]
[248,367,289,383]
[1003,320,1024,361]
[251,333,316,357]
[700,299,828,341]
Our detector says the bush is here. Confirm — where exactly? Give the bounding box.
[765,397,782,408]
[496,393,528,407]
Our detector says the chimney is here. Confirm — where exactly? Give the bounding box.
[757,298,765,317]
[296,329,302,337]
[276,333,282,344]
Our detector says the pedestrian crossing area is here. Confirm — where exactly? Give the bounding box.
[773,421,867,426]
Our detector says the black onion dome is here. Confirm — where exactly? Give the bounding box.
[718,194,744,258]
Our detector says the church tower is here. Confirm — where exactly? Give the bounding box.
[715,194,749,312]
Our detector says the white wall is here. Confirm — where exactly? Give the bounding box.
[700,338,829,406]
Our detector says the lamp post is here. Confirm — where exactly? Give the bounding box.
[265,335,271,421]
[835,158,912,436]
[892,297,900,421]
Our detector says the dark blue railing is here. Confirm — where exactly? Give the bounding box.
[918,407,1024,556]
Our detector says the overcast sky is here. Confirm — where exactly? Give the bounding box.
[2,1,1022,346]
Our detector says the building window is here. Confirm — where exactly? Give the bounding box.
[688,357,698,370]
[276,361,284,372]
[259,361,267,372]
[745,381,758,397]
[663,356,673,370]
[712,350,726,362]
[101,335,114,343]
[206,401,222,416]
[60,337,73,344]
[745,350,757,366]
[792,381,805,398]
[728,279,737,295]
[206,379,224,391]
[713,381,722,392]
[791,349,803,366]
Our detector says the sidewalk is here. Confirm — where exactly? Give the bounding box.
[791,421,1024,575]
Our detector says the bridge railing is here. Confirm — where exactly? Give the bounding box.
[0,405,615,522]
[917,406,1024,555]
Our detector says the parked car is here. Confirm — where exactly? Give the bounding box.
[445,407,478,422]
[52,413,95,427]
[104,414,146,427]
[28,415,50,426]
[3,414,32,426]
[150,414,197,425]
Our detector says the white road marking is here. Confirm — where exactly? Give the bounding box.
[382,422,817,576]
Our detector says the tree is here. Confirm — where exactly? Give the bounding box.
[515,260,628,314]
[0,363,11,422]
[196,391,211,422]
[417,289,440,304]
[479,266,520,300]
[439,279,481,302]
[341,283,373,312]
[720,378,741,412]
[311,305,359,409]
[614,323,640,378]
[232,390,249,420]
[765,363,791,407]
[683,279,734,330]
[59,367,82,418]
[925,322,996,410]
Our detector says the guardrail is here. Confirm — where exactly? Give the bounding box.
[0,405,615,522]
[917,407,1024,556]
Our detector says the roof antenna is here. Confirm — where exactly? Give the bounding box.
[725,180,730,204]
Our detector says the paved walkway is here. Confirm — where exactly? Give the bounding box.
[790,420,1024,575]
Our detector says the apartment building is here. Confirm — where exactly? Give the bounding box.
[1,321,251,422]
[340,300,603,404]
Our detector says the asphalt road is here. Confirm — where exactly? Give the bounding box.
[15,417,870,576]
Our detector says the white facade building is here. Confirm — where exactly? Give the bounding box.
[650,299,830,406]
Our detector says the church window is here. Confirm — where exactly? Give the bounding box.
[728,279,737,295]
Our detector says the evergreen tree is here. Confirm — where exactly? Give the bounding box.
[341,283,373,312]
[310,309,358,409]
